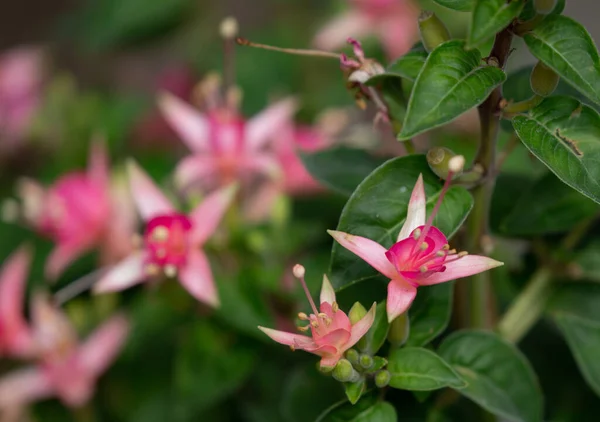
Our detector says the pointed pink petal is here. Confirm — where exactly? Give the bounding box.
[45,241,91,281]
[0,367,53,408]
[320,274,336,305]
[418,255,504,286]
[313,11,372,51]
[246,98,298,151]
[345,302,376,350]
[258,326,315,348]
[241,181,281,223]
[387,279,417,322]
[127,160,174,221]
[158,92,210,152]
[190,184,238,245]
[79,314,129,377]
[238,154,282,179]
[319,350,344,369]
[174,154,218,191]
[31,293,78,356]
[87,137,110,190]
[398,174,426,241]
[178,250,219,307]
[314,328,351,348]
[328,230,397,279]
[93,253,146,294]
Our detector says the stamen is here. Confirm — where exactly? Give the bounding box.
[311,320,319,328]
[419,242,428,251]
[458,251,469,257]
[419,265,428,273]
[447,249,457,255]
[164,265,177,278]
[436,250,446,257]
[293,264,320,316]
[151,226,169,242]
[412,229,422,240]
[297,312,309,321]
[318,313,332,325]
[220,16,239,94]
[146,264,160,276]
[332,302,339,313]
[443,244,450,250]
[236,38,341,59]
[297,325,310,332]
[290,345,295,351]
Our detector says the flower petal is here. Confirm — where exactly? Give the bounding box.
[387,279,417,322]
[45,240,91,281]
[79,314,129,377]
[158,92,210,152]
[246,98,298,152]
[127,160,174,221]
[327,230,397,279]
[314,328,351,348]
[238,154,282,180]
[174,154,218,191]
[418,255,504,286]
[178,249,219,307]
[313,11,372,51]
[93,252,146,294]
[319,350,344,369]
[398,174,426,241]
[320,274,336,305]
[189,184,238,246]
[0,367,53,408]
[345,302,376,350]
[258,326,314,348]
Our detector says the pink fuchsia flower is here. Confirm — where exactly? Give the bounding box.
[93,161,237,307]
[329,171,503,322]
[158,82,297,193]
[259,264,376,369]
[313,0,419,60]
[0,246,34,358]
[0,295,129,409]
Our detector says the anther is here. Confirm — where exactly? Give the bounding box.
[290,345,296,351]
[419,265,428,273]
[151,226,169,242]
[443,244,450,250]
[298,312,309,320]
[293,264,306,279]
[419,242,428,251]
[164,265,177,278]
[458,251,469,257]
[297,325,310,332]
[311,320,319,328]
[436,250,446,257]
[332,302,339,312]
[413,229,422,240]
[448,249,457,255]
[146,264,160,276]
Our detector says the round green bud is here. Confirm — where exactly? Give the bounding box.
[333,359,360,383]
[346,349,360,366]
[375,370,391,388]
[348,302,367,325]
[426,147,462,181]
[419,11,451,53]
[387,312,410,346]
[530,61,559,97]
[534,0,557,14]
[359,354,374,369]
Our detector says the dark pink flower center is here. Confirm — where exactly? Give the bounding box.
[143,213,193,272]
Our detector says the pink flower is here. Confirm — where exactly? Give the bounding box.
[158,87,297,193]
[0,247,34,358]
[0,295,129,409]
[313,0,419,60]
[329,173,503,322]
[93,161,237,307]
[17,141,135,279]
[259,265,376,369]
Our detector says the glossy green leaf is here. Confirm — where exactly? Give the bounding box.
[433,0,474,11]
[439,331,543,422]
[571,242,600,282]
[512,96,600,204]
[329,155,473,291]
[468,0,524,49]
[386,45,428,81]
[406,282,453,347]
[554,313,600,397]
[345,378,366,405]
[398,40,505,140]
[548,283,600,322]
[524,15,600,105]
[365,74,408,123]
[501,172,600,235]
[359,302,390,355]
[301,148,388,197]
[388,347,466,391]
[317,395,397,422]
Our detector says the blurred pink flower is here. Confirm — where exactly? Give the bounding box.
[94,161,237,307]
[259,265,375,369]
[314,0,420,59]
[17,141,135,280]
[0,47,43,152]
[0,247,34,358]
[329,174,503,322]
[0,295,129,409]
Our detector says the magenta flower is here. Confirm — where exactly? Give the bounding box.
[0,295,129,409]
[0,247,34,358]
[329,174,503,322]
[313,0,419,60]
[94,161,236,307]
[158,88,297,192]
[259,265,376,369]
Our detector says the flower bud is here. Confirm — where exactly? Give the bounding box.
[426,147,462,180]
[346,348,360,366]
[534,0,557,14]
[220,17,239,39]
[333,359,360,383]
[292,264,305,279]
[359,354,374,369]
[348,302,367,324]
[387,312,410,346]
[530,61,559,97]
[375,370,391,388]
[419,11,451,53]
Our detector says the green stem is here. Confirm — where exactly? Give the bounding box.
[404,140,416,154]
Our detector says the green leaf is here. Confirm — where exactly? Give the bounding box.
[433,0,474,11]
[365,74,409,123]
[386,44,428,81]
[439,331,543,422]
[329,155,473,291]
[406,282,453,347]
[359,302,389,355]
[548,283,600,321]
[398,40,506,140]
[524,15,600,105]
[468,0,524,49]
[512,96,600,204]
[300,148,388,197]
[317,396,397,422]
[345,378,366,405]
[501,172,600,235]
[387,347,466,391]
[571,241,600,282]
[553,312,600,397]
[369,356,388,373]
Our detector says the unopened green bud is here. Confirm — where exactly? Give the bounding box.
[333,359,360,383]
[530,61,559,97]
[346,349,360,366]
[359,354,374,369]
[427,147,462,180]
[348,302,367,324]
[534,0,557,14]
[375,370,391,388]
[387,312,410,346]
[419,11,451,53]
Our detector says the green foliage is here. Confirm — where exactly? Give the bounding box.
[406,283,453,347]
[433,0,474,12]
[468,0,524,49]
